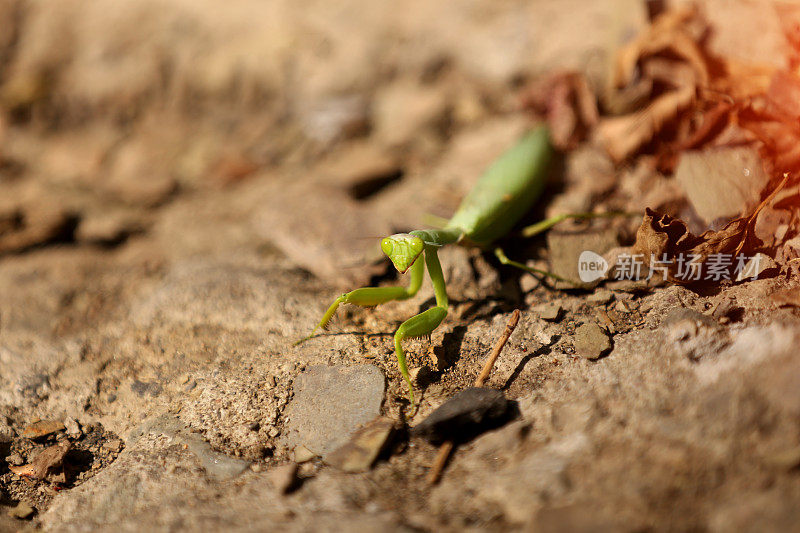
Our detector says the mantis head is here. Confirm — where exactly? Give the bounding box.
[381,233,424,273]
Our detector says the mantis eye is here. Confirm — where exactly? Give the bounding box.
[380,234,424,273]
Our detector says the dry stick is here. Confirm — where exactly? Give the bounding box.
[427,309,521,485]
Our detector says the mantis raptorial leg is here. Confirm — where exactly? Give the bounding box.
[393,246,448,404]
[293,256,425,347]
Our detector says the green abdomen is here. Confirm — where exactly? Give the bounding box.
[445,126,553,246]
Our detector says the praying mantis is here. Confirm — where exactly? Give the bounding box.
[296,125,618,403]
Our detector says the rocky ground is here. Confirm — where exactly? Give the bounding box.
[1,0,800,531]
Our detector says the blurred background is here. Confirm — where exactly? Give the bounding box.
[2,0,800,530]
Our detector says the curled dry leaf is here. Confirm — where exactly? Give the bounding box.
[613,5,708,90]
[9,441,71,483]
[632,174,790,284]
[596,86,695,162]
[631,207,750,283]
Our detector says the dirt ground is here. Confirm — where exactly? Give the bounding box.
[1,0,800,531]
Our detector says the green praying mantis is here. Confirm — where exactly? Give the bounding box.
[296,125,621,403]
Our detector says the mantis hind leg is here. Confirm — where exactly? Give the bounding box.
[520,211,636,238]
[294,258,425,346]
[494,247,580,287]
[496,211,640,285]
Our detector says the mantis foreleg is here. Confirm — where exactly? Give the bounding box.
[393,246,448,404]
[294,257,425,346]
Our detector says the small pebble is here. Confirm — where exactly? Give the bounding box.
[6,453,24,466]
[64,417,82,438]
[573,323,612,360]
[267,463,300,494]
[587,289,614,305]
[736,252,778,281]
[103,438,124,453]
[325,417,395,472]
[535,302,562,322]
[614,299,632,313]
[20,420,65,439]
[535,330,555,346]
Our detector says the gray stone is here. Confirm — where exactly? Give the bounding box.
[64,416,82,438]
[281,365,385,456]
[573,323,612,360]
[411,388,513,444]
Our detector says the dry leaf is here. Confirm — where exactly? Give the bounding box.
[20,420,66,439]
[631,208,750,283]
[596,86,695,162]
[613,5,707,89]
[632,173,790,283]
[9,441,71,482]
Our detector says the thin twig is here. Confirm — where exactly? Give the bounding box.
[475,309,521,387]
[428,441,454,485]
[427,309,521,485]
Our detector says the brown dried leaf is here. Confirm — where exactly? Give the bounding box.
[613,5,708,90]
[20,420,66,439]
[595,86,695,162]
[632,174,790,284]
[9,441,71,482]
[631,208,749,283]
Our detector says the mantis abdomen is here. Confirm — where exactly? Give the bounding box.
[446,126,553,246]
